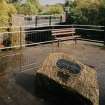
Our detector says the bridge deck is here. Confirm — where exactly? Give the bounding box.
[0,41,105,105]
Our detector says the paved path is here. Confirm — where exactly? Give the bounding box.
[0,41,105,105]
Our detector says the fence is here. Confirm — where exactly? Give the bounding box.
[0,24,104,50]
[73,24,105,44]
[0,24,105,75]
[24,15,65,27]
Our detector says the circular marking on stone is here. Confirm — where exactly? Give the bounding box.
[56,59,81,74]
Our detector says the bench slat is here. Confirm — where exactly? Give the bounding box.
[55,36,80,43]
[56,36,80,40]
[52,30,75,33]
[52,28,75,33]
[53,28,75,31]
[52,32,75,36]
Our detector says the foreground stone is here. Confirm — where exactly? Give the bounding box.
[35,53,99,105]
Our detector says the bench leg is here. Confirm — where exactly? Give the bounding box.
[74,38,77,47]
[57,40,62,48]
[57,40,60,48]
[75,38,77,45]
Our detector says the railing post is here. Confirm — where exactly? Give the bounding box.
[60,15,62,24]
[49,16,52,26]
[72,25,74,36]
[104,26,105,46]
[8,22,12,49]
[19,26,22,72]
[20,27,22,49]
[35,16,38,27]
[8,14,12,49]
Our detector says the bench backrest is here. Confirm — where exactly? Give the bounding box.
[52,28,75,37]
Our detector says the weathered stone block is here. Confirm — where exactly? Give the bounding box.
[36,53,99,105]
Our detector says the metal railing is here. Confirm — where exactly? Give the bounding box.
[0,24,104,49]
[24,15,65,27]
[0,24,105,75]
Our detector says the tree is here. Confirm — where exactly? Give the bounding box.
[66,0,105,25]
[7,0,19,3]
[0,0,16,27]
[15,0,42,15]
[42,4,64,15]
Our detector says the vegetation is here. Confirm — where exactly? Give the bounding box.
[66,0,105,25]
[1,0,105,26]
[0,0,64,27]
[15,0,42,15]
[0,0,42,27]
[42,4,64,15]
[0,0,16,27]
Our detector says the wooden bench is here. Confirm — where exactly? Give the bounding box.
[52,28,79,47]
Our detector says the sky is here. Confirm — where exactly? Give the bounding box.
[39,0,65,5]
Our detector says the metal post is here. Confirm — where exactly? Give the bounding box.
[8,14,12,49]
[19,26,22,72]
[20,27,22,49]
[104,26,105,46]
[35,16,38,27]
[74,37,77,46]
[72,25,74,36]
[60,15,62,24]
[49,16,52,26]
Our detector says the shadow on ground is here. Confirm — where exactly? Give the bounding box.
[15,73,93,105]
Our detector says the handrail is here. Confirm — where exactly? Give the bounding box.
[0,24,104,29]
[0,40,58,50]
[73,24,104,28]
[76,28,104,32]
[0,25,73,29]
[0,27,104,35]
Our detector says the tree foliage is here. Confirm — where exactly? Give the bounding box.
[0,0,16,27]
[0,0,42,27]
[42,4,64,15]
[67,0,105,25]
[15,0,42,15]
